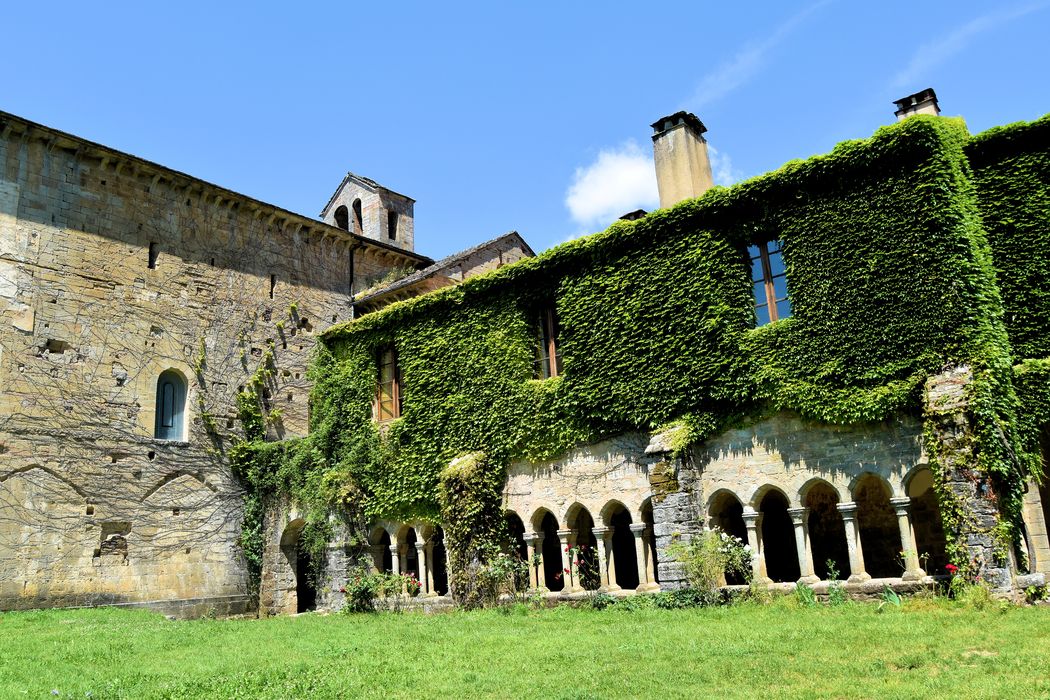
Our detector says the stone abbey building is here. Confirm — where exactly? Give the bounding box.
[2,90,1049,616]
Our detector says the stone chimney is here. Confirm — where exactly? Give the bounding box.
[651,111,714,208]
[893,88,940,121]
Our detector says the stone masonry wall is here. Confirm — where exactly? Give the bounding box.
[0,115,414,614]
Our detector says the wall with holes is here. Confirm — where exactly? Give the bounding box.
[0,114,417,614]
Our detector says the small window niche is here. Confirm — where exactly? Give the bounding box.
[749,240,791,326]
[534,307,563,379]
[334,205,350,231]
[352,199,363,235]
[148,242,159,269]
[154,369,187,441]
[387,210,398,241]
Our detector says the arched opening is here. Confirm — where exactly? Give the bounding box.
[642,498,659,585]
[154,369,187,441]
[371,529,392,573]
[906,468,948,576]
[352,199,363,235]
[431,527,448,595]
[334,205,349,231]
[504,512,529,591]
[854,474,903,578]
[567,505,599,590]
[803,482,849,580]
[708,491,748,584]
[402,528,419,583]
[537,511,563,592]
[759,489,799,583]
[607,504,639,590]
[280,519,315,613]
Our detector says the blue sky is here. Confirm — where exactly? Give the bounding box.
[5,1,1049,259]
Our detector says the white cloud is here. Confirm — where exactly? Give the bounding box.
[708,145,740,187]
[891,2,1049,89]
[687,0,832,110]
[565,141,658,230]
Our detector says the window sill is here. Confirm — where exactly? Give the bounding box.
[152,438,191,447]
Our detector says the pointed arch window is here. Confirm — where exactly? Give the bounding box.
[154,370,187,441]
[334,205,350,231]
[352,199,363,235]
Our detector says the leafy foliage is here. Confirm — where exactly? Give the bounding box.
[231,114,1049,591]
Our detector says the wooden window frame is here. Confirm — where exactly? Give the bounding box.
[534,307,563,379]
[374,345,401,422]
[750,240,791,326]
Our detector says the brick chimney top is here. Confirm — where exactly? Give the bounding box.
[893,88,940,120]
[651,111,707,138]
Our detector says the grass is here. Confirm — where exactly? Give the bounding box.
[1,598,1049,699]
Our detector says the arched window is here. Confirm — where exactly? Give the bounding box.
[334,205,349,231]
[352,199,363,235]
[154,370,187,441]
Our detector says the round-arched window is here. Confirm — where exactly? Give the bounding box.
[154,369,187,441]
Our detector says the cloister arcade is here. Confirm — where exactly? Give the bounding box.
[705,467,949,585]
[366,522,449,596]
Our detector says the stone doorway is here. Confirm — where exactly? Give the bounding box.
[805,482,849,580]
[759,490,800,583]
[855,474,902,578]
[609,506,639,590]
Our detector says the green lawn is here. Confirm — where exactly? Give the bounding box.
[1,600,1048,699]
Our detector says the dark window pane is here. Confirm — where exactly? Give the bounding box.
[751,260,764,282]
[161,382,175,427]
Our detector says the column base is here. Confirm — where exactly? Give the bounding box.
[798,575,820,585]
[600,584,622,593]
[901,569,926,582]
[752,576,774,586]
[846,572,871,584]
[422,591,439,598]
[637,582,662,593]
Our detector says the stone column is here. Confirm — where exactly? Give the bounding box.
[370,544,384,573]
[557,529,578,592]
[642,526,660,591]
[532,533,546,589]
[788,507,819,584]
[524,534,539,590]
[389,544,401,576]
[837,502,870,583]
[742,508,770,584]
[891,497,926,581]
[423,542,437,596]
[592,527,611,591]
[605,527,620,590]
[625,524,651,591]
[415,542,429,595]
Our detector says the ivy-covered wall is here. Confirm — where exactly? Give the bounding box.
[968,114,1050,361]
[235,114,1050,584]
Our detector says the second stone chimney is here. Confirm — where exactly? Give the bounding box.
[651,111,714,208]
[893,88,940,120]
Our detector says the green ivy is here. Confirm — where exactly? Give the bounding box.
[231,114,1049,585]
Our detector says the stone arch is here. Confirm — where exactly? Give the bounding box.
[504,511,529,591]
[749,483,793,510]
[758,488,799,583]
[904,466,948,576]
[369,526,393,573]
[396,525,420,583]
[802,479,849,580]
[279,518,315,613]
[602,500,638,591]
[707,490,748,584]
[566,503,599,590]
[853,473,902,578]
[533,508,563,592]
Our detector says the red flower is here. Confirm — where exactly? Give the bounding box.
[564,568,570,574]
[565,546,570,552]
[946,564,958,574]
